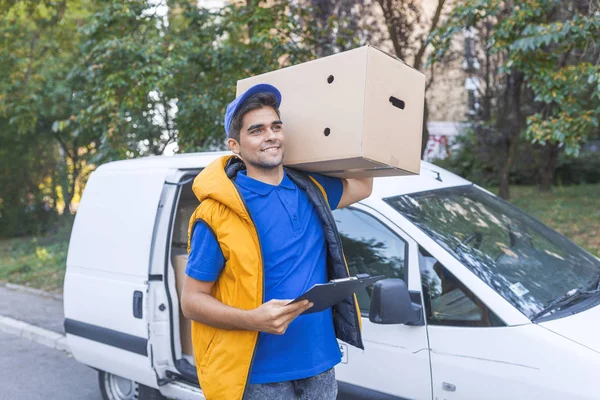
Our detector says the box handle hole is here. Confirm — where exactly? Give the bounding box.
[324,128,331,136]
[327,75,334,84]
[389,96,405,110]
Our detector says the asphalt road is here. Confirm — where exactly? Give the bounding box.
[0,330,102,400]
[0,285,64,333]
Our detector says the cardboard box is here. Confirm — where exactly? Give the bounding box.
[173,253,194,357]
[236,45,425,179]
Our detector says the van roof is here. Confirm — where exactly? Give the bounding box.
[95,151,471,197]
[96,151,232,172]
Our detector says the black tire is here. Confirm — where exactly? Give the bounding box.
[98,370,139,400]
[139,385,167,400]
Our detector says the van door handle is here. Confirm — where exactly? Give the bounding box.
[133,291,143,319]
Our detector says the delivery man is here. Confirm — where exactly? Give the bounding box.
[181,83,373,400]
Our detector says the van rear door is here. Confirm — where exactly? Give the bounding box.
[64,166,170,388]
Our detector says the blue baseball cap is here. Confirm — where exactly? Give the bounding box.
[224,83,282,137]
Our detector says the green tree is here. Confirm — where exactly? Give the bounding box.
[168,0,363,152]
[0,0,93,232]
[302,0,374,57]
[429,0,600,197]
[1,0,176,230]
[70,0,175,160]
[374,0,449,157]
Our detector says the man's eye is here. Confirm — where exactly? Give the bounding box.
[250,129,262,135]
[272,125,282,131]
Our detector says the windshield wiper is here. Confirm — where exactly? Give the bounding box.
[531,287,600,321]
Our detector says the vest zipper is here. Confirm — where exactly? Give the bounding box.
[305,173,364,347]
[233,182,264,399]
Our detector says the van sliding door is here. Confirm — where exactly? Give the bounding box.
[64,167,170,388]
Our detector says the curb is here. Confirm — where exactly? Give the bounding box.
[2,282,63,301]
[0,315,69,354]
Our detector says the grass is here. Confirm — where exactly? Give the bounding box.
[490,184,600,258]
[0,216,73,293]
[1,184,598,293]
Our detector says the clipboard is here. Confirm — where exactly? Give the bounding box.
[289,274,386,315]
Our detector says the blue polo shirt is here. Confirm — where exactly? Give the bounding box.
[186,170,343,384]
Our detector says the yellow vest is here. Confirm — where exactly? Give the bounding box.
[187,155,362,400]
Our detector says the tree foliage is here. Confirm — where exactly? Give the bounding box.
[169,0,369,152]
[0,0,93,234]
[375,0,449,155]
[0,0,369,235]
[2,0,597,236]
[429,0,600,198]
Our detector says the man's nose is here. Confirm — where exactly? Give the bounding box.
[265,127,278,140]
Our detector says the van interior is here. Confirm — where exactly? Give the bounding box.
[169,175,201,384]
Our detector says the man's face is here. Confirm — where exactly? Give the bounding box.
[233,106,285,170]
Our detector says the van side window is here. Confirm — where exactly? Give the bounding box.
[334,208,407,316]
[419,247,504,327]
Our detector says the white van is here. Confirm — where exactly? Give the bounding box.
[64,151,600,400]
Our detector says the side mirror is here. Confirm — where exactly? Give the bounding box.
[369,279,423,325]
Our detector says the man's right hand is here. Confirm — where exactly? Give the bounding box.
[248,299,313,335]
[182,276,313,332]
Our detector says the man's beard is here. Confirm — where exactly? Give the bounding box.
[241,149,284,172]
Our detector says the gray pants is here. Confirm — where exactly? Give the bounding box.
[243,368,338,400]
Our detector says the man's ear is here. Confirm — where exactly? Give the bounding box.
[227,138,241,156]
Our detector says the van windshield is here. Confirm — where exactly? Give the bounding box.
[385,185,600,320]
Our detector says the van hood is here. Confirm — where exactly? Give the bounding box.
[540,303,600,354]
[192,155,251,223]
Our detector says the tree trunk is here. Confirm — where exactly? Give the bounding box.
[498,70,523,200]
[52,164,61,212]
[377,0,404,61]
[62,157,78,217]
[538,144,559,192]
[482,22,492,121]
[498,136,518,199]
[63,180,75,217]
[246,0,257,39]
